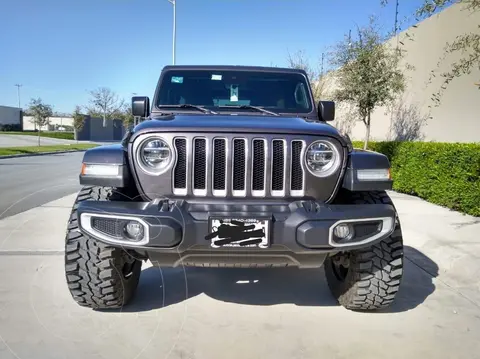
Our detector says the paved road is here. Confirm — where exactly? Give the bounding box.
[0,134,81,147]
[0,152,83,219]
[0,191,479,359]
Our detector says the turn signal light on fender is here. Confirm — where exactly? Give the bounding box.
[81,163,120,176]
[356,169,391,181]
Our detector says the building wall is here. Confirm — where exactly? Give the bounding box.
[328,3,480,143]
[75,117,125,142]
[0,106,22,127]
[22,116,74,131]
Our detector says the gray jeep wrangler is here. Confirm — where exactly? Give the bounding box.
[65,65,403,311]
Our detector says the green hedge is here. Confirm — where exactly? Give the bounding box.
[0,131,75,140]
[0,144,97,156]
[37,131,75,140]
[352,141,480,217]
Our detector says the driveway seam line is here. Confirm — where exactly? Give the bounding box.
[0,250,64,255]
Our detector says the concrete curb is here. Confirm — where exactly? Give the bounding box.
[0,149,87,159]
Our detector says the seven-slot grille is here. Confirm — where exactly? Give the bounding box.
[173,136,305,197]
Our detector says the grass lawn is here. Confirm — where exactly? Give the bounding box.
[0,144,97,156]
[0,131,75,140]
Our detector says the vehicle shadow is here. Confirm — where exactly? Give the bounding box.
[384,245,439,313]
[116,245,438,314]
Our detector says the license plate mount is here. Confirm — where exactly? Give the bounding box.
[206,217,270,248]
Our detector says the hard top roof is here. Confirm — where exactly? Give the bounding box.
[162,65,307,75]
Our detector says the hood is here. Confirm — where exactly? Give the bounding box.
[132,114,347,145]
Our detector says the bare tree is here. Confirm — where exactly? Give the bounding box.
[388,100,430,140]
[86,87,124,127]
[329,17,406,149]
[114,102,135,129]
[28,98,53,146]
[287,50,331,102]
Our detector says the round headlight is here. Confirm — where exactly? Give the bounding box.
[305,140,340,177]
[139,138,172,173]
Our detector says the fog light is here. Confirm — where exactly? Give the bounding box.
[334,223,354,240]
[124,221,144,241]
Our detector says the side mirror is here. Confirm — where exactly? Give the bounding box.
[318,100,335,122]
[132,96,150,117]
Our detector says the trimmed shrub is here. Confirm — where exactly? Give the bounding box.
[0,124,22,132]
[351,141,480,217]
[40,131,75,140]
[0,131,75,140]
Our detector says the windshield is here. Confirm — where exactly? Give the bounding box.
[155,69,313,114]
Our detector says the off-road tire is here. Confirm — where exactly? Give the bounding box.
[325,190,404,311]
[64,186,142,309]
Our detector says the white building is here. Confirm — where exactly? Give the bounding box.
[323,3,480,143]
[22,116,74,131]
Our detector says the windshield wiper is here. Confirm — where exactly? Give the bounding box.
[218,105,280,116]
[158,104,218,114]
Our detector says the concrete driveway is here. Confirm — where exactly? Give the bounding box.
[0,191,479,359]
[0,152,83,219]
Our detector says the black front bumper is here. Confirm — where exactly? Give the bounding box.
[76,199,396,268]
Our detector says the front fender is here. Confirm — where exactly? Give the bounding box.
[79,144,130,188]
[342,149,393,191]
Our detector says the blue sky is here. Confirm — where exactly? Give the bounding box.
[0,0,421,114]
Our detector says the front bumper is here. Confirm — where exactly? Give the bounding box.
[76,199,396,268]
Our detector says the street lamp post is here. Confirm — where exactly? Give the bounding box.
[14,84,22,109]
[168,0,176,65]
